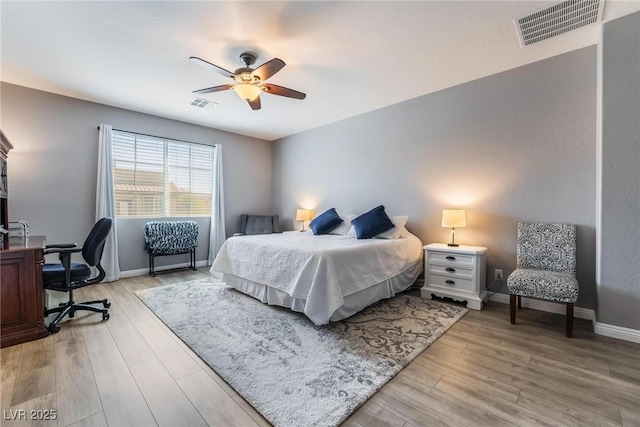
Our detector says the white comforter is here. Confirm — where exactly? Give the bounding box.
[210,231,423,323]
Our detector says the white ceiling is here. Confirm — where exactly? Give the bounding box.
[1,1,638,141]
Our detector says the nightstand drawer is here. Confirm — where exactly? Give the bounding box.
[429,252,474,266]
[429,264,473,279]
[428,273,475,293]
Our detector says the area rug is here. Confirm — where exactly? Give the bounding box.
[136,277,467,427]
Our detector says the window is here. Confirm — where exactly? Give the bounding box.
[112,131,214,218]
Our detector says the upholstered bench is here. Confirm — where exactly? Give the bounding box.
[144,221,198,276]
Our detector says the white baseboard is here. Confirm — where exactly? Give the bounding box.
[488,293,595,321]
[488,293,640,344]
[120,260,209,278]
[593,322,640,344]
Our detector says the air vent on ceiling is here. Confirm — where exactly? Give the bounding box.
[515,0,605,46]
[190,97,219,109]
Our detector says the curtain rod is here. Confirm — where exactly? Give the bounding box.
[97,126,215,148]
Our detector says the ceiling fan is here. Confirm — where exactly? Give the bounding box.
[190,52,306,110]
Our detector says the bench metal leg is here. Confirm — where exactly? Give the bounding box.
[147,249,197,277]
[149,253,156,277]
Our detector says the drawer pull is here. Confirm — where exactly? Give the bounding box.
[446,256,456,260]
[446,267,456,272]
[445,280,455,285]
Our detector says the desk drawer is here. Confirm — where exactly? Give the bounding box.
[428,273,475,293]
[429,252,474,266]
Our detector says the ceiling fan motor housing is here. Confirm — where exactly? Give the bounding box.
[235,52,261,83]
[234,71,261,84]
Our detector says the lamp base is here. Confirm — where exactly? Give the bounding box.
[447,228,459,247]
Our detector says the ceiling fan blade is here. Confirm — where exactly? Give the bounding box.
[247,96,261,110]
[189,56,235,79]
[263,84,306,100]
[192,84,234,94]
[252,58,286,81]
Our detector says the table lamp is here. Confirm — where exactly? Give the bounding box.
[296,209,310,232]
[442,209,466,247]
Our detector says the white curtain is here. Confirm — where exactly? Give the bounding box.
[96,124,120,281]
[208,144,226,264]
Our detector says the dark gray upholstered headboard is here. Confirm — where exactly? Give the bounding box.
[239,214,280,235]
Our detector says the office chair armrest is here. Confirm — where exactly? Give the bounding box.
[44,246,83,287]
[44,247,82,256]
[45,243,78,249]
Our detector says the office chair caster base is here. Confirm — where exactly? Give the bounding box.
[104,301,111,308]
[102,313,110,321]
[48,323,61,334]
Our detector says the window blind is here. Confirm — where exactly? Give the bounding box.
[112,131,213,218]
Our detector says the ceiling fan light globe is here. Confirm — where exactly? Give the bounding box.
[233,84,262,101]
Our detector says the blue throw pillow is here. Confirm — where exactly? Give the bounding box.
[351,205,395,239]
[309,208,343,235]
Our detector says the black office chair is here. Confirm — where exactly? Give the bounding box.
[43,217,113,333]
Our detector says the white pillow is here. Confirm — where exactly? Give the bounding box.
[376,215,409,239]
[329,215,356,235]
[347,215,409,239]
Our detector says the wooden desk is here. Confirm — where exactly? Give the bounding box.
[0,235,48,347]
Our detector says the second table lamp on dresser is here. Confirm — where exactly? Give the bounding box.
[442,209,466,247]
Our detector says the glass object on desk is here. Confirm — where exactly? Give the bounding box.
[8,220,29,238]
[7,220,29,247]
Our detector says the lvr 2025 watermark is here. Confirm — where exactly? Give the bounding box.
[3,409,57,421]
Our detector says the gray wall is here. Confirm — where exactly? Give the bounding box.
[272,47,597,309]
[599,12,640,329]
[1,82,272,271]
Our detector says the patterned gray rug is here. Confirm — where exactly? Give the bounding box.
[136,277,467,427]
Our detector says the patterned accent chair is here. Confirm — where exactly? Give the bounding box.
[507,222,579,337]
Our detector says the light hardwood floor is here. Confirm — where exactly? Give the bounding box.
[2,269,639,427]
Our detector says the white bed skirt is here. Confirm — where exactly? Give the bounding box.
[224,259,423,323]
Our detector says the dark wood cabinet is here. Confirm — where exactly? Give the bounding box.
[0,130,48,347]
[1,236,49,347]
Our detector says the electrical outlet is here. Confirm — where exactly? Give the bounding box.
[494,269,503,281]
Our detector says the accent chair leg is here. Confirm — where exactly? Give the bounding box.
[510,294,516,324]
[566,303,574,338]
[517,295,522,309]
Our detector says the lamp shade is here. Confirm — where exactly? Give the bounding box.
[296,209,310,222]
[233,84,262,101]
[441,209,466,228]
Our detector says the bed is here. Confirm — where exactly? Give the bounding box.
[209,229,423,324]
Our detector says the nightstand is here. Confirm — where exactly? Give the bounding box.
[421,243,488,310]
